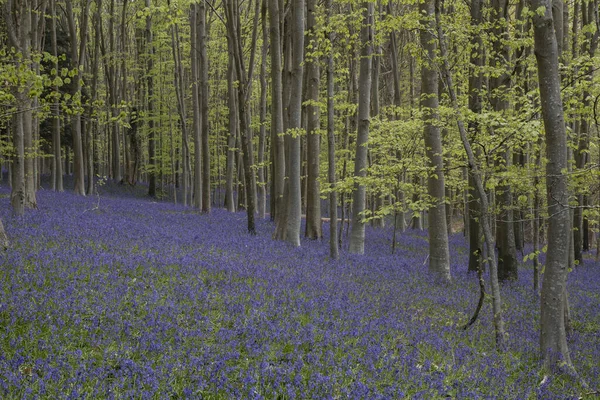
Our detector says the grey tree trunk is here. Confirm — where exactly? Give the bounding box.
[146,0,156,198]
[388,14,406,232]
[269,0,285,223]
[191,4,203,210]
[326,0,338,260]
[106,0,121,184]
[530,0,573,371]
[50,0,63,192]
[257,0,268,219]
[11,99,26,216]
[491,0,518,281]
[66,0,90,196]
[120,0,129,186]
[283,0,305,246]
[225,49,237,212]
[225,0,260,233]
[348,2,374,254]
[88,1,101,195]
[305,0,322,239]
[169,11,190,206]
[199,0,211,213]
[4,0,32,213]
[419,0,451,282]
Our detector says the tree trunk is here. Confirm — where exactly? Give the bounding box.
[66,0,90,196]
[269,0,285,223]
[305,0,322,239]
[348,2,374,254]
[225,0,260,233]
[326,0,338,259]
[225,50,237,212]
[87,0,101,195]
[120,0,129,185]
[257,0,268,219]
[283,0,305,245]
[50,0,63,192]
[146,0,156,198]
[168,6,190,205]
[191,4,202,209]
[420,0,451,282]
[490,0,518,281]
[530,0,573,371]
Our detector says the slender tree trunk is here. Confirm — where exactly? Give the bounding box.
[146,0,156,197]
[269,0,285,224]
[168,5,189,205]
[106,0,121,184]
[198,1,211,213]
[50,0,63,192]
[305,0,322,239]
[326,0,338,259]
[490,0,518,281]
[348,2,374,254]
[420,0,451,282]
[87,1,101,195]
[388,3,406,232]
[530,0,573,371]
[225,0,260,233]
[191,4,202,209]
[225,50,237,212]
[257,0,268,219]
[275,14,293,240]
[66,0,90,196]
[371,1,384,229]
[120,0,129,185]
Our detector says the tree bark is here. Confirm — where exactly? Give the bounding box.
[146,0,156,198]
[191,4,203,209]
[257,0,268,219]
[326,0,338,259]
[66,0,90,196]
[419,0,451,282]
[225,0,260,233]
[305,0,322,239]
[199,0,211,212]
[530,0,573,371]
[168,5,190,206]
[269,0,285,223]
[348,2,374,254]
[284,0,305,245]
[225,49,237,212]
[490,0,518,281]
[50,0,63,192]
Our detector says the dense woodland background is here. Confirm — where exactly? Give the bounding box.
[0,0,598,383]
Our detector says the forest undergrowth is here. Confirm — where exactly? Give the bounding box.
[0,181,598,399]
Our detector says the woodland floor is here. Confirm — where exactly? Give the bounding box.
[0,179,599,399]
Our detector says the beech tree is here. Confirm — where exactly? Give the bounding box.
[419,0,451,282]
[304,0,322,239]
[530,0,574,372]
[348,2,373,255]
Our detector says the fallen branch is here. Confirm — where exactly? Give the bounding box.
[463,250,485,330]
